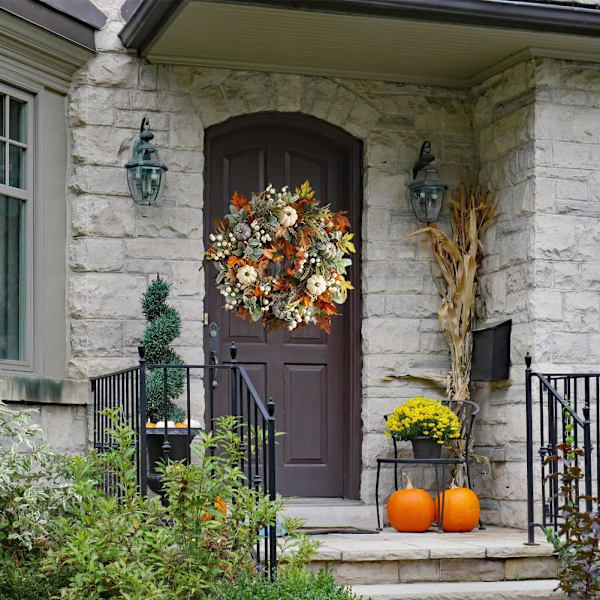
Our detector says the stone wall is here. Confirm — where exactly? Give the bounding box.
[470,60,537,527]
[71,0,473,503]
[65,0,600,525]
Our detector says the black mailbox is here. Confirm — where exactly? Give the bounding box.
[471,319,512,381]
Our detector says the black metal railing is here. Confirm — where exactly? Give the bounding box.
[91,342,277,574]
[526,354,599,544]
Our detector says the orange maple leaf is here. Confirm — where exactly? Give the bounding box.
[231,192,248,211]
[227,256,246,268]
[333,211,351,233]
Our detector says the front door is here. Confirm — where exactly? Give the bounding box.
[204,113,361,498]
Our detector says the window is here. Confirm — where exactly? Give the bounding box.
[0,84,33,365]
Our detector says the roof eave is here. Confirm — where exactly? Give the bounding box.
[119,0,600,57]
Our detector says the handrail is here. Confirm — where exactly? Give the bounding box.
[526,355,598,544]
[534,373,586,427]
[238,365,271,421]
[91,341,278,576]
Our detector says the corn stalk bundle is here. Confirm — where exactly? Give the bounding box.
[410,174,497,401]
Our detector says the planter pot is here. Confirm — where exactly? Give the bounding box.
[146,428,200,497]
[411,436,442,459]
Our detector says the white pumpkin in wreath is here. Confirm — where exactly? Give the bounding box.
[306,275,327,297]
[236,265,258,285]
[278,206,298,228]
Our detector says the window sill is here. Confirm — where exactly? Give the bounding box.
[0,373,90,406]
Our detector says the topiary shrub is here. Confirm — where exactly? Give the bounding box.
[141,276,186,423]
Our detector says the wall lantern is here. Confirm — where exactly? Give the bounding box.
[408,141,447,222]
[124,117,168,205]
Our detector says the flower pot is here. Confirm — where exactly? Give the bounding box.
[146,428,199,497]
[411,436,442,459]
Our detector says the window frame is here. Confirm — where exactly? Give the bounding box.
[0,82,35,371]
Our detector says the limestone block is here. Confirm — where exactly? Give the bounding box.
[124,259,174,276]
[136,206,203,239]
[129,91,160,112]
[70,320,123,357]
[191,85,231,127]
[385,294,439,319]
[551,332,591,363]
[564,291,600,332]
[398,560,440,583]
[364,207,391,241]
[555,177,590,200]
[69,238,124,272]
[364,240,416,262]
[537,104,598,143]
[581,262,600,289]
[114,109,169,131]
[535,214,576,259]
[363,318,420,354]
[95,20,127,52]
[68,86,114,126]
[71,126,134,167]
[69,273,147,319]
[415,97,470,136]
[271,73,304,112]
[68,357,137,379]
[70,165,129,196]
[162,172,204,207]
[75,53,139,87]
[326,86,355,127]
[365,169,407,209]
[124,238,203,261]
[39,404,88,454]
[168,112,203,150]
[562,66,600,92]
[139,63,157,91]
[344,98,381,138]
[498,228,530,268]
[122,320,145,347]
[304,78,337,120]
[528,290,563,321]
[331,561,399,585]
[365,132,398,169]
[363,261,424,295]
[160,149,204,173]
[504,557,557,580]
[439,558,504,582]
[71,196,136,238]
[363,294,386,318]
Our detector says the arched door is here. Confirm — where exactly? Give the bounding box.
[204,113,362,498]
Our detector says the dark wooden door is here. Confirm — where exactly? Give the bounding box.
[204,113,361,498]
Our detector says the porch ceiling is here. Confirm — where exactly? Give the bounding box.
[124,0,600,88]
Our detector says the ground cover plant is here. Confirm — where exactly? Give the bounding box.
[0,402,354,599]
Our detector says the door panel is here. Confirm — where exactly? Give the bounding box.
[205,113,361,498]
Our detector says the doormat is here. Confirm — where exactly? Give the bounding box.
[299,527,378,535]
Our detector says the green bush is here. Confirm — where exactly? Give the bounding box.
[45,411,317,599]
[221,569,359,600]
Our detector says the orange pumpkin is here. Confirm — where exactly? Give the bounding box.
[387,474,434,533]
[434,486,480,532]
[201,495,228,521]
[146,422,157,428]
[175,422,187,428]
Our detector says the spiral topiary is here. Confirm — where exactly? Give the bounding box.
[141,276,185,424]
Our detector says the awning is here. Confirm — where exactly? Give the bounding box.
[120,0,600,87]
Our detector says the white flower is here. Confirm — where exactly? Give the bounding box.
[236,265,258,285]
[306,275,327,296]
[209,233,216,241]
[278,206,298,228]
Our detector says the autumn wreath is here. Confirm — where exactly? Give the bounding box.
[203,182,355,332]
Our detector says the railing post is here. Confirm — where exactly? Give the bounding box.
[230,342,238,417]
[162,367,171,465]
[267,397,277,577]
[525,353,536,545]
[138,342,148,497]
[583,400,593,513]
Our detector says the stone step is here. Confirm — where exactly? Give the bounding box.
[351,579,564,600]
[283,498,378,529]
[306,527,558,585]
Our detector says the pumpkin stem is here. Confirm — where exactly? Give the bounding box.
[402,472,414,490]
